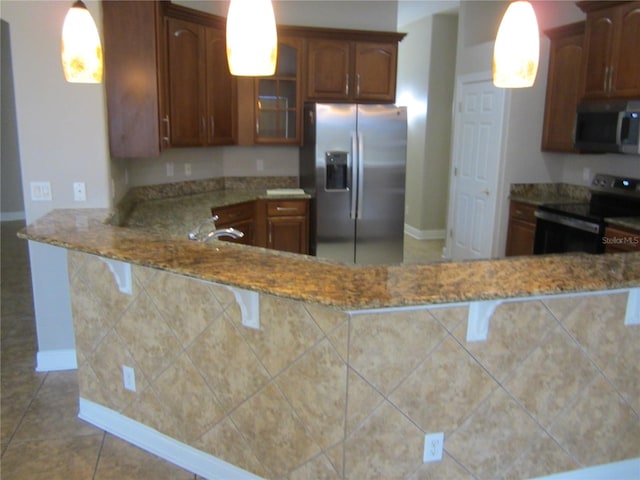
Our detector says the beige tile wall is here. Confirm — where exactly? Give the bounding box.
[67,252,640,480]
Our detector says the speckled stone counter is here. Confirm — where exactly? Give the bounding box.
[121,189,309,239]
[18,208,640,310]
[509,182,590,206]
[510,182,640,234]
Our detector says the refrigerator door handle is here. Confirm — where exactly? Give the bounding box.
[357,133,364,219]
[350,131,358,220]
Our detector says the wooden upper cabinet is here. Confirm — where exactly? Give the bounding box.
[305,39,352,101]
[353,42,398,102]
[579,1,640,98]
[205,28,236,145]
[305,33,403,103]
[164,17,205,146]
[163,6,236,147]
[541,22,584,152]
[102,1,163,158]
[253,36,303,145]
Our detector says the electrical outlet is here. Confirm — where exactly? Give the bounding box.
[423,432,444,463]
[256,158,264,171]
[122,365,136,392]
[184,162,192,176]
[30,181,52,201]
[166,161,174,177]
[73,182,86,202]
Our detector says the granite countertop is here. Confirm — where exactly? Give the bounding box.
[606,217,640,232]
[509,182,640,232]
[18,209,640,310]
[509,182,591,206]
[122,189,310,239]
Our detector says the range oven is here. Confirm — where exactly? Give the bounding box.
[534,174,640,255]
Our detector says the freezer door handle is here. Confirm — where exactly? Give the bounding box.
[350,131,358,219]
[357,133,364,219]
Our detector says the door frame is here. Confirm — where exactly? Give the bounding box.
[444,71,510,260]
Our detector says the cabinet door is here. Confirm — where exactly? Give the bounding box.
[505,201,537,257]
[305,39,351,101]
[102,1,163,158]
[541,23,584,152]
[604,226,640,253]
[354,42,397,102]
[165,17,206,146]
[255,37,302,144]
[212,201,256,245]
[205,27,236,145]
[582,1,640,98]
[267,217,308,254]
[610,3,640,97]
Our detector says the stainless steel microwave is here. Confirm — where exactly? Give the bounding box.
[574,99,640,154]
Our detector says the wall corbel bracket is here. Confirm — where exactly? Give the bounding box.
[467,300,501,342]
[625,288,640,326]
[225,286,260,329]
[98,257,132,295]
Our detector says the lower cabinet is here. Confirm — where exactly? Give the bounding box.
[604,226,640,253]
[211,201,256,246]
[212,198,309,254]
[505,201,537,256]
[262,199,309,254]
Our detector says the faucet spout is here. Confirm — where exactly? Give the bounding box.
[203,228,245,241]
[188,216,244,242]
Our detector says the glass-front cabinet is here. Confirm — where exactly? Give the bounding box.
[254,37,302,144]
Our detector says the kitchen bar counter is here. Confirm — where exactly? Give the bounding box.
[18,208,640,310]
[18,207,640,480]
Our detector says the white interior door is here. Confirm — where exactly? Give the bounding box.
[446,75,506,261]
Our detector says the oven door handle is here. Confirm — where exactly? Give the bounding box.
[535,210,602,234]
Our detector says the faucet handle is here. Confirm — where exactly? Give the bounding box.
[188,215,220,241]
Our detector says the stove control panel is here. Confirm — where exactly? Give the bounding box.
[591,173,640,198]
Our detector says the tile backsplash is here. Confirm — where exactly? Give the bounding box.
[68,251,639,479]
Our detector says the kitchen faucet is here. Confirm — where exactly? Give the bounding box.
[188,216,244,242]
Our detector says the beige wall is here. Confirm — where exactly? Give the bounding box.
[69,250,640,479]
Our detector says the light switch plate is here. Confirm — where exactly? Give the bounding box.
[30,181,52,201]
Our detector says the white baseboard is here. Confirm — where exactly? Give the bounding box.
[529,458,640,480]
[78,399,638,480]
[404,224,446,241]
[78,398,263,480]
[1,211,26,222]
[36,349,77,372]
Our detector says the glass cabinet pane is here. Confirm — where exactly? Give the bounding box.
[255,39,300,143]
[280,80,296,106]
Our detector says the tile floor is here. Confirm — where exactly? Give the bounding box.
[0,221,444,479]
[1,220,198,479]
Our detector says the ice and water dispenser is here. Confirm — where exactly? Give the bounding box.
[325,151,349,191]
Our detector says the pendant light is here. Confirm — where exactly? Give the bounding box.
[61,0,103,83]
[226,0,278,76]
[492,1,539,88]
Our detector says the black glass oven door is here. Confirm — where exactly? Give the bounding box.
[534,213,604,255]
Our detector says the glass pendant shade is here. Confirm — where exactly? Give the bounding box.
[493,1,539,88]
[226,0,278,76]
[61,0,103,83]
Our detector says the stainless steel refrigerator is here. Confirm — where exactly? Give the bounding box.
[300,103,407,264]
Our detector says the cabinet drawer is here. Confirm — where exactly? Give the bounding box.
[267,200,307,217]
[509,201,537,223]
[604,226,640,253]
[212,201,255,224]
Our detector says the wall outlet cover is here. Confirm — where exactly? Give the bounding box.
[423,432,444,463]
